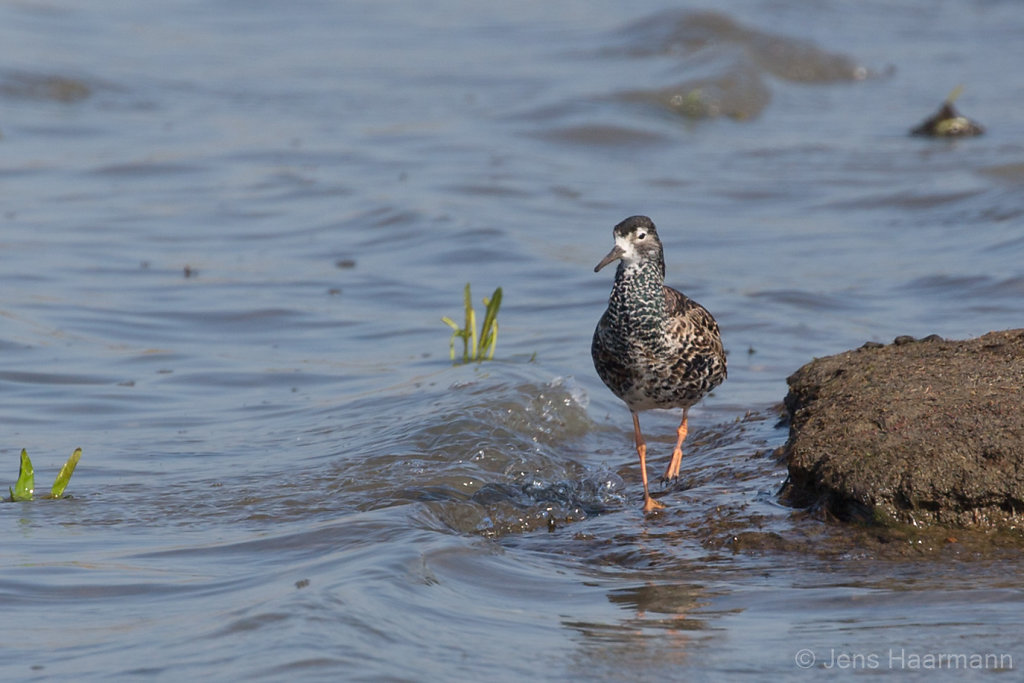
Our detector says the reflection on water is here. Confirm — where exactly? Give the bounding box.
[2,0,1024,679]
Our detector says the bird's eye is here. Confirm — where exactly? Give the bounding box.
[637,232,646,240]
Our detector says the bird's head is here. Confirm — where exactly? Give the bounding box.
[594,215,664,276]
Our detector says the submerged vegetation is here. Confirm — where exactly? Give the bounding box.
[7,447,81,501]
[442,283,502,364]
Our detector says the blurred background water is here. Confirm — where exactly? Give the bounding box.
[2,0,1023,679]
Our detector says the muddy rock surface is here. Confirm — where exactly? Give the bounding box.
[781,330,1024,530]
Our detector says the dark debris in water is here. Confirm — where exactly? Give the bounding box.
[911,102,984,137]
[910,87,984,137]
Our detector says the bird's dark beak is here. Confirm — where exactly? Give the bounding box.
[594,245,624,272]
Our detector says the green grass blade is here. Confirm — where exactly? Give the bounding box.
[461,283,476,361]
[485,321,498,360]
[442,316,462,360]
[51,447,82,498]
[478,287,502,359]
[11,448,34,501]
[444,283,502,364]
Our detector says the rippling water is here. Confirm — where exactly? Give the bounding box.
[3,1,1024,679]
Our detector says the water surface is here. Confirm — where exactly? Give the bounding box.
[2,1,1024,679]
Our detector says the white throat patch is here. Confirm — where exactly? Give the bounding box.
[615,233,641,266]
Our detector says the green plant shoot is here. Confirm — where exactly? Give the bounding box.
[442,283,502,363]
[51,447,82,499]
[7,447,82,501]
[10,449,34,501]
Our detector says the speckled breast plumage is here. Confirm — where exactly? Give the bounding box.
[592,258,726,412]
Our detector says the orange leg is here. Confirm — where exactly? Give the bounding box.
[662,410,689,482]
[632,412,665,513]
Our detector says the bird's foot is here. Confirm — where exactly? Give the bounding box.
[642,495,666,514]
[662,447,684,482]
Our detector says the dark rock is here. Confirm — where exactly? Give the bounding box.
[781,329,1024,529]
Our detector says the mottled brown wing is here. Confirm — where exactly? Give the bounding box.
[664,286,727,379]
